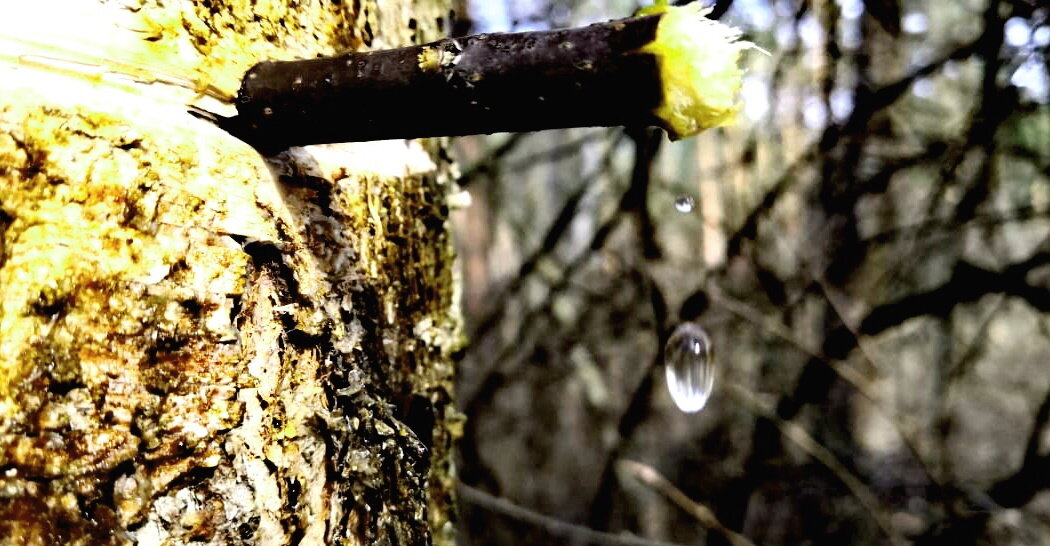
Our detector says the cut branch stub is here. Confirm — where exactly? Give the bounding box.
[227,15,661,152]
[219,5,754,153]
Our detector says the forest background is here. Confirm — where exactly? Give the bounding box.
[450,0,1050,544]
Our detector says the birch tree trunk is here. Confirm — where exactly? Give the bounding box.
[0,1,461,544]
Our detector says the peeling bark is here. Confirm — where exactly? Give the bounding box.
[0,2,460,544]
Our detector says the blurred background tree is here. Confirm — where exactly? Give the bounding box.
[449,0,1050,544]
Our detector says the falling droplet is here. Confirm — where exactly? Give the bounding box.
[664,322,714,413]
[674,194,695,213]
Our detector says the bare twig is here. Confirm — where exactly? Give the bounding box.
[725,382,907,546]
[457,481,690,546]
[987,390,1050,508]
[617,459,757,546]
[707,287,875,397]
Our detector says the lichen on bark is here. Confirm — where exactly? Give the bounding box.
[0,1,460,544]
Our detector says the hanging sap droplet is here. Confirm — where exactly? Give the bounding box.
[674,194,695,213]
[664,322,714,413]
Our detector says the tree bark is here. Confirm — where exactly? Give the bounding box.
[0,1,460,544]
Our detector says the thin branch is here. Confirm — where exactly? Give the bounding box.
[457,130,618,187]
[723,140,819,259]
[456,132,529,187]
[943,294,1006,385]
[858,206,1049,249]
[618,459,756,546]
[859,253,1050,336]
[725,382,907,546]
[708,284,943,490]
[458,481,691,546]
[987,391,1050,508]
[586,274,668,530]
[466,130,628,344]
[458,153,636,490]
[707,286,875,397]
[503,130,617,173]
[624,126,663,259]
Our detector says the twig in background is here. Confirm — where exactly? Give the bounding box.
[617,459,757,546]
[457,481,690,546]
[725,382,906,546]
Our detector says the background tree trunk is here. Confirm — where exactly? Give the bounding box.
[0,1,460,544]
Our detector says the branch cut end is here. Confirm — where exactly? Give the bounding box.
[642,4,761,139]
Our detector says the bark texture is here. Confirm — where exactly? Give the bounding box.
[0,1,460,544]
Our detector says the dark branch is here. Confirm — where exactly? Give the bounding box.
[860,253,1050,336]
